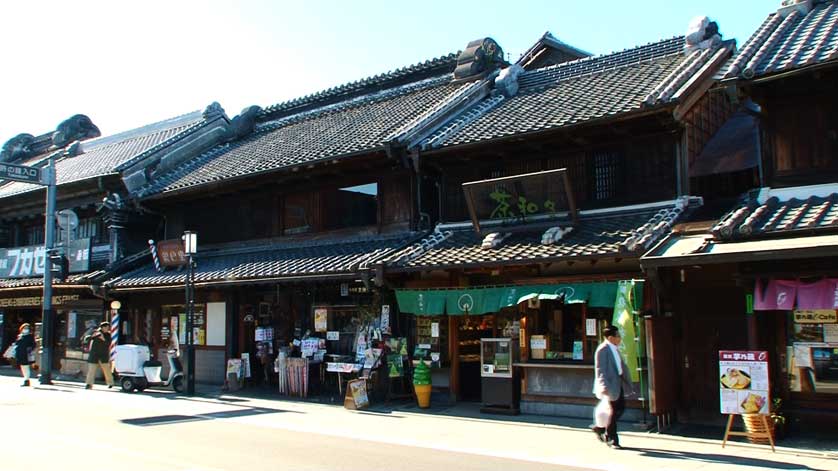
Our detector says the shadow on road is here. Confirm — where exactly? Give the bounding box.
[121,405,301,427]
[633,447,827,470]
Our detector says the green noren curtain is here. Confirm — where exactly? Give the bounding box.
[395,281,634,315]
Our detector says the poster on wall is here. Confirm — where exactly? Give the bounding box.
[381,305,391,334]
[314,308,328,332]
[241,353,252,378]
[719,350,770,415]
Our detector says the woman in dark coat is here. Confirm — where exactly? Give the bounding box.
[83,321,114,389]
[14,323,36,387]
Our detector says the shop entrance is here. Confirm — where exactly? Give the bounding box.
[677,285,747,424]
[457,315,494,401]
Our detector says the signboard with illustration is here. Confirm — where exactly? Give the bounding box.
[344,379,369,410]
[719,351,770,415]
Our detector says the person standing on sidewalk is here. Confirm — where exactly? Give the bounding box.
[83,321,114,390]
[592,325,632,449]
[14,323,36,387]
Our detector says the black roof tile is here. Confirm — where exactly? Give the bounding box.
[106,232,418,288]
[711,189,838,240]
[721,0,838,80]
[420,37,731,150]
[385,199,697,271]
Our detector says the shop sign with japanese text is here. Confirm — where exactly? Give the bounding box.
[719,350,769,415]
[157,239,187,267]
[0,294,80,308]
[793,310,837,324]
[0,162,41,184]
[0,245,46,278]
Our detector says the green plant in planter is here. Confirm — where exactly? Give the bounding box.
[770,398,786,427]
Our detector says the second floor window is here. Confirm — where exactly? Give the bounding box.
[323,183,378,231]
[591,150,622,202]
[25,225,44,245]
[284,192,315,235]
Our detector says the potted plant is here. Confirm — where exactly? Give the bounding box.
[742,397,784,444]
[769,398,786,440]
[413,360,432,408]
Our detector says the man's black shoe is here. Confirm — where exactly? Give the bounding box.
[607,442,623,450]
[591,427,606,443]
[21,380,30,387]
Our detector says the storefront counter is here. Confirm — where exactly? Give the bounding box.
[515,362,644,421]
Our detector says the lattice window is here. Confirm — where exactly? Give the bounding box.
[591,150,622,201]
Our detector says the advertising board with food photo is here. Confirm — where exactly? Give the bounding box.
[719,350,769,415]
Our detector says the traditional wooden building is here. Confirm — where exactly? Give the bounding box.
[0,106,229,375]
[379,25,737,420]
[642,0,838,431]
[100,35,592,387]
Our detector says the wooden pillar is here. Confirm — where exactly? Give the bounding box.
[449,315,459,400]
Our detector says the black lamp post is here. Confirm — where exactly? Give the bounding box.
[182,231,197,396]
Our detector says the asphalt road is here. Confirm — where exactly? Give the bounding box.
[0,378,595,471]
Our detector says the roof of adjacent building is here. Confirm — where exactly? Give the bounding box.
[106,232,419,289]
[383,198,700,272]
[418,36,733,150]
[0,273,94,290]
[134,54,468,199]
[0,112,205,200]
[720,0,838,81]
[710,184,838,240]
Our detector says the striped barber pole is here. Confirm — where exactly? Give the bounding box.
[109,311,119,362]
[148,239,162,272]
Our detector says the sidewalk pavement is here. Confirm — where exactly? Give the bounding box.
[3,366,836,470]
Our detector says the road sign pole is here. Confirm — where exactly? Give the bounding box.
[39,158,57,385]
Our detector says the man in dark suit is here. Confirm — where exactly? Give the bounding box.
[592,325,632,449]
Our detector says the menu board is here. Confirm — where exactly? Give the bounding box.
[719,350,769,415]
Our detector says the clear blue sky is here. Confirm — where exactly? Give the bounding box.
[0,0,774,146]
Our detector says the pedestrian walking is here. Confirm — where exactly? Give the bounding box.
[592,325,632,449]
[14,323,36,387]
[83,321,114,389]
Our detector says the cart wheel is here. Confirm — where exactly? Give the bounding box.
[173,376,185,393]
[120,377,136,393]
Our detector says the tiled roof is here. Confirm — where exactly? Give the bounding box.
[258,53,459,121]
[384,198,699,271]
[136,76,469,198]
[0,273,92,289]
[721,0,838,80]
[420,37,732,150]
[106,232,418,289]
[711,187,838,240]
[0,112,204,200]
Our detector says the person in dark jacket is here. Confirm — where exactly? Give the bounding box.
[83,321,114,389]
[14,323,36,387]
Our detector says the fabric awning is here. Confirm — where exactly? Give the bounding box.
[395,281,642,315]
[689,109,759,178]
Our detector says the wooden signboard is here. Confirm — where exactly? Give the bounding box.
[344,379,369,410]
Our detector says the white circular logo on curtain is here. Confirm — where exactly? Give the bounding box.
[554,286,575,301]
[458,294,475,312]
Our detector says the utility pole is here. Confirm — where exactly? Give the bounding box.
[40,158,57,384]
[0,155,58,384]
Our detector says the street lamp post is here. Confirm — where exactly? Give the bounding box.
[182,231,197,396]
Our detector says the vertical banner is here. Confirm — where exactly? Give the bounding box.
[612,280,639,382]
[109,311,119,362]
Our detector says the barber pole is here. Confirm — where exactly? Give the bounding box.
[109,311,119,362]
[148,239,162,272]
